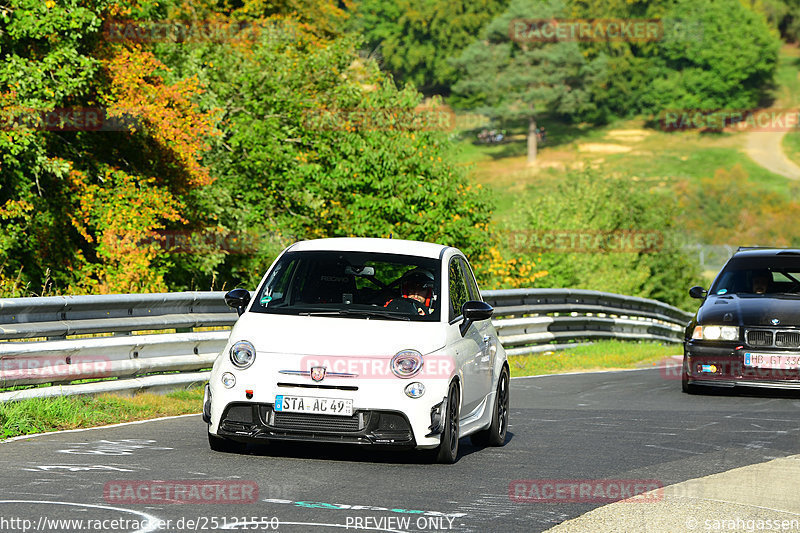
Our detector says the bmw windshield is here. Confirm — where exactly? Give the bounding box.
[251,250,442,321]
[709,256,800,296]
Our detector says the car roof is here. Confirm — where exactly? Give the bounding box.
[287,237,455,259]
[734,247,800,258]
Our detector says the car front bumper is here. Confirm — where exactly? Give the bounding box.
[214,402,420,447]
[684,342,800,388]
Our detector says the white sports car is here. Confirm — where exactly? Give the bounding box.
[203,237,509,463]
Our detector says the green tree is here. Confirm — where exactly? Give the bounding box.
[155,20,495,290]
[0,0,217,295]
[640,0,780,112]
[350,0,510,95]
[450,0,609,164]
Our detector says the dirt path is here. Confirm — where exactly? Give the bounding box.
[744,130,800,179]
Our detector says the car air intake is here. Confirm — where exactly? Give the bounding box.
[746,330,773,346]
[775,331,800,348]
[273,412,362,432]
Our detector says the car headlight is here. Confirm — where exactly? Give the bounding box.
[405,382,425,398]
[391,349,423,378]
[692,325,739,341]
[221,372,236,388]
[230,340,256,369]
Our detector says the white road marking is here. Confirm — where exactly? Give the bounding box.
[0,500,161,533]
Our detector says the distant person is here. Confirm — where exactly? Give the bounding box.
[751,270,771,294]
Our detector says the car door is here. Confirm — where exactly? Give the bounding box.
[459,257,495,398]
[447,256,485,416]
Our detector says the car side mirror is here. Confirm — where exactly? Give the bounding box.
[460,300,494,336]
[225,288,251,316]
[689,286,707,299]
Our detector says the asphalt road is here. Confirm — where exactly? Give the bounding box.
[2,368,800,533]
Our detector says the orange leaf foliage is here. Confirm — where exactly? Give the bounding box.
[103,46,218,187]
[68,167,186,294]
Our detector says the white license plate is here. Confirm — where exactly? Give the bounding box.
[274,395,353,416]
[744,352,800,369]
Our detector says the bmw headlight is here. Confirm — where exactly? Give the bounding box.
[692,325,739,341]
[229,340,256,369]
[391,349,423,378]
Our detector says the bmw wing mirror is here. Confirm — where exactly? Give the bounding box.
[460,300,494,336]
[688,286,707,299]
[225,288,252,316]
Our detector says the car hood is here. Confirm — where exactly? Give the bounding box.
[227,312,447,356]
[698,294,800,327]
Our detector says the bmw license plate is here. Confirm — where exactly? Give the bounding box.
[744,352,800,369]
[274,395,353,416]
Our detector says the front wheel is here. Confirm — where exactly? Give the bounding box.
[434,381,461,464]
[471,366,510,447]
[681,356,700,394]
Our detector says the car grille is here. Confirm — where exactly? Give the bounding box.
[746,329,800,348]
[776,331,800,348]
[272,412,362,432]
[746,330,773,346]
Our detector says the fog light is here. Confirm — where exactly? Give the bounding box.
[404,382,425,398]
[221,372,236,388]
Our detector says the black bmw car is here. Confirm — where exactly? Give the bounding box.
[683,247,800,393]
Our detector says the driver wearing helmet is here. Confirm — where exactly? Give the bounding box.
[385,269,435,315]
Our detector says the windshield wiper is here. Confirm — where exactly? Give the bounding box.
[299,309,410,320]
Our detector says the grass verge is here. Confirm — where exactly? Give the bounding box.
[0,386,204,440]
[508,340,679,378]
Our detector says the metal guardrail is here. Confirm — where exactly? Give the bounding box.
[0,292,235,402]
[482,288,693,356]
[0,289,692,401]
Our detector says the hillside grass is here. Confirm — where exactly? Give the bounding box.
[784,131,800,167]
[453,44,800,230]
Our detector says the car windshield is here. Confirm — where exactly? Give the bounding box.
[250,250,441,321]
[709,255,800,296]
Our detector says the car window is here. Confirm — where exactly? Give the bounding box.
[709,256,800,295]
[251,250,441,321]
[459,257,482,302]
[449,257,469,322]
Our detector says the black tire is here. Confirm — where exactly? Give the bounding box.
[681,357,700,394]
[435,381,461,464]
[471,366,510,447]
[208,431,245,453]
